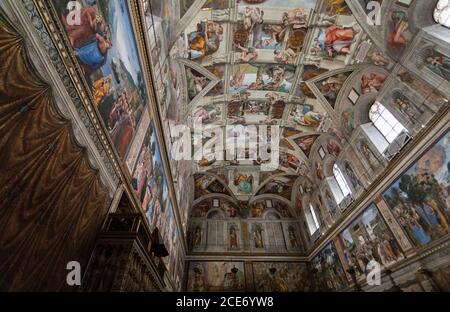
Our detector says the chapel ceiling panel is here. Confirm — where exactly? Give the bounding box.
[141,0,405,215]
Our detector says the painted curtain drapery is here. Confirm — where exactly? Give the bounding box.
[0,16,109,291]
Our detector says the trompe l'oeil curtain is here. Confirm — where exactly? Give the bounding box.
[0,16,109,291]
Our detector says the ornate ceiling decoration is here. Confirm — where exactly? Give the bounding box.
[144,0,394,209]
[143,0,447,238]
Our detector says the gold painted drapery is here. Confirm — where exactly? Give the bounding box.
[0,17,110,291]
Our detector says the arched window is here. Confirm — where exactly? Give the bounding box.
[305,203,320,235]
[327,164,352,205]
[369,102,407,144]
[333,164,352,198]
[434,0,450,28]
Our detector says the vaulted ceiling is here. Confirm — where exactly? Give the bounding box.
[145,0,394,219]
[2,0,448,293]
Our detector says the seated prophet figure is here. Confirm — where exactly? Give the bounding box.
[319,74,348,102]
[189,21,223,59]
[316,25,356,57]
[361,73,387,94]
[291,108,323,128]
[388,11,409,47]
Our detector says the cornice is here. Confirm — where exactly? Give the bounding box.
[186,254,308,262]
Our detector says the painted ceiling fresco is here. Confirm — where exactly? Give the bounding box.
[141,0,449,264]
[142,0,407,219]
[5,0,448,293]
[4,0,448,293]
